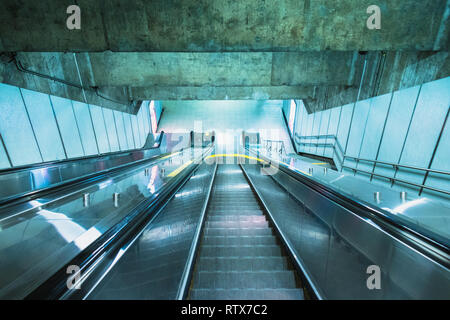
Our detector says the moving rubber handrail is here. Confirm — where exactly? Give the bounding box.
[0,152,191,215]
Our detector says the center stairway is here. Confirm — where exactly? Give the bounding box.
[188,164,304,300]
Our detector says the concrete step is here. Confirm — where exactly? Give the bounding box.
[202,235,277,246]
[197,256,288,271]
[199,245,283,257]
[190,288,304,300]
[193,271,298,289]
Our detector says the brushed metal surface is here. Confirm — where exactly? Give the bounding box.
[243,163,450,299]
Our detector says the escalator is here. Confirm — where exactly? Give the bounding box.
[10,150,447,300]
[85,163,304,300]
[188,164,303,299]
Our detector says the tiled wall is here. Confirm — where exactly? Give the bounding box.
[0,83,159,169]
[293,77,450,200]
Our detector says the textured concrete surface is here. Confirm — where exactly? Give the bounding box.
[0,1,449,112]
[0,0,448,51]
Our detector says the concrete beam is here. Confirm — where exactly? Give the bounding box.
[129,86,315,100]
[88,52,360,87]
[0,0,448,52]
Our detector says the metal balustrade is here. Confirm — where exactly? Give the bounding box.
[294,133,450,197]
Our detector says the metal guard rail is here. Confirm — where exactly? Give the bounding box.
[294,133,450,196]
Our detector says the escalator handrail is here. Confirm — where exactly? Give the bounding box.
[25,146,213,300]
[0,145,188,220]
[176,162,218,300]
[246,148,450,268]
[0,132,165,175]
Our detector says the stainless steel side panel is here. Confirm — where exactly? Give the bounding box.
[87,161,216,300]
[0,133,166,202]
[243,164,450,299]
[0,147,197,299]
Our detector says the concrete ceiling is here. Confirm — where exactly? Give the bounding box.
[1,0,449,51]
[0,1,449,113]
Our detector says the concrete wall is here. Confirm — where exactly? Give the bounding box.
[158,100,293,154]
[293,77,450,200]
[0,83,159,169]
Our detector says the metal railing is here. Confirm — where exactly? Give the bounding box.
[262,139,286,156]
[295,133,345,165]
[294,133,450,197]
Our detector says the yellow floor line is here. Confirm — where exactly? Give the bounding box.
[167,153,315,178]
[167,160,193,177]
[206,153,267,163]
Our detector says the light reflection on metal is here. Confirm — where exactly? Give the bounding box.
[288,99,296,135]
[31,167,51,189]
[83,193,90,207]
[30,201,102,250]
[73,227,102,250]
[113,193,120,208]
[149,100,158,134]
[98,179,113,190]
[174,188,202,198]
[147,165,158,194]
[400,191,407,202]
[374,191,381,203]
[391,198,427,214]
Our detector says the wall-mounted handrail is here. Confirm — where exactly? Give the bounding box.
[343,156,450,176]
[342,165,450,196]
[293,133,450,197]
[295,133,344,164]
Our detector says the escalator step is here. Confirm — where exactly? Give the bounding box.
[199,245,283,257]
[204,227,273,236]
[189,164,301,300]
[208,210,265,215]
[197,257,289,271]
[205,219,269,228]
[190,288,304,300]
[207,215,266,222]
[203,235,277,246]
[193,271,297,289]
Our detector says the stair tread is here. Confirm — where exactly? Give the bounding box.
[188,164,301,298]
[190,288,304,300]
